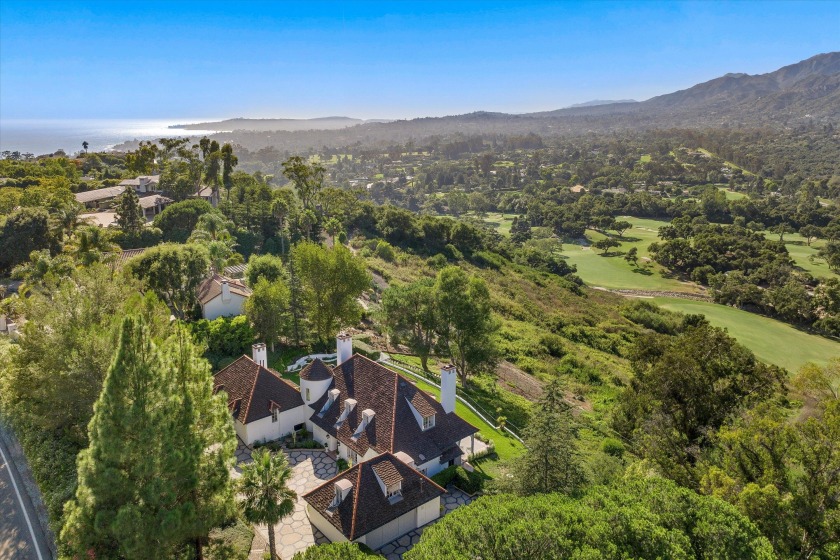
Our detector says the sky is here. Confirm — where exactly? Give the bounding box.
[1,0,838,121]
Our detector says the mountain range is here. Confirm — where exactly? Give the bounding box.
[111,53,839,153]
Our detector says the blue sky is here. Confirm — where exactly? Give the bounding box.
[1,1,838,121]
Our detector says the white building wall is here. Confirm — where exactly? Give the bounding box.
[233,420,248,444]
[306,505,349,544]
[243,405,308,445]
[300,377,333,406]
[361,504,430,550]
[416,456,446,477]
[202,293,248,320]
[415,497,441,528]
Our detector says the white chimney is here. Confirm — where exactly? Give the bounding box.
[336,332,353,365]
[221,280,232,303]
[440,364,457,414]
[252,343,267,367]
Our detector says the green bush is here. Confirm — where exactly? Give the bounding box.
[431,465,484,495]
[374,240,396,262]
[601,437,625,457]
[337,458,349,472]
[207,517,254,560]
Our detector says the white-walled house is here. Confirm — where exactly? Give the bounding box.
[213,343,306,445]
[197,274,252,320]
[213,334,478,549]
[302,452,445,550]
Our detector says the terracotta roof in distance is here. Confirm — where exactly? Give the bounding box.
[197,273,252,305]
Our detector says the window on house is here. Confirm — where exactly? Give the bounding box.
[271,408,278,423]
[422,414,435,430]
[305,387,311,401]
[349,450,358,465]
[387,482,402,499]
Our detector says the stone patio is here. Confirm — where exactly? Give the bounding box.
[236,444,336,559]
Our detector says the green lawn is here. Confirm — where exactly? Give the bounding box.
[564,217,704,293]
[479,212,518,236]
[760,231,834,279]
[653,297,840,372]
[719,188,747,200]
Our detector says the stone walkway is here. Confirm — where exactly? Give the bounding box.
[237,444,336,559]
[378,487,474,560]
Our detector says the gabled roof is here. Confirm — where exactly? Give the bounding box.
[300,358,333,381]
[213,356,303,424]
[138,194,172,209]
[74,185,126,203]
[309,355,478,464]
[197,274,252,305]
[303,452,445,540]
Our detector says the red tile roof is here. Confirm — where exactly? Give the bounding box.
[213,356,303,424]
[303,452,445,540]
[197,274,252,305]
[309,355,478,465]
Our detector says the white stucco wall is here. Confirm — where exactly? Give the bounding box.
[243,405,308,445]
[416,457,445,477]
[361,498,439,550]
[306,504,349,544]
[202,293,248,320]
[301,377,333,406]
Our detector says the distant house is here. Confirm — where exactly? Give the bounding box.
[197,274,252,320]
[194,186,219,207]
[138,194,172,219]
[118,175,161,193]
[570,184,587,193]
[303,452,445,550]
[75,185,127,209]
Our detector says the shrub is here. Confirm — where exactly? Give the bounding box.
[207,517,254,560]
[374,240,396,262]
[431,465,484,495]
[442,243,463,261]
[471,251,505,270]
[601,437,625,457]
[426,254,448,269]
[337,458,349,472]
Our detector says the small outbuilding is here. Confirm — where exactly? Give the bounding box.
[197,273,252,320]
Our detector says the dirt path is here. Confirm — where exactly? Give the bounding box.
[592,286,712,302]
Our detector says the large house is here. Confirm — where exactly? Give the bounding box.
[197,274,252,320]
[214,335,477,550]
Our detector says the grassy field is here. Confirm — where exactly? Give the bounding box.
[563,217,704,293]
[653,297,840,372]
[719,188,747,200]
[760,230,834,278]
[480,212,517,236]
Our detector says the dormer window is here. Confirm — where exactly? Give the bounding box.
[271,407,278,423]
[422,414,435,430]
[386,482,402,500]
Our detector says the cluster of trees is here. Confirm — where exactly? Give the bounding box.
[612,318,839,559]
[380,266,498,384]
[649,220,840,334]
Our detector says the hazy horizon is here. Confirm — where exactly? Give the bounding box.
[2,1,838,122]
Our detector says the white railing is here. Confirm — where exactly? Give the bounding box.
[286,353,337,372]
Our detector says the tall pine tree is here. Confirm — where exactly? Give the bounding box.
[61,316,236,559]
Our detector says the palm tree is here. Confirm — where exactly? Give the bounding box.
[238,449,296,560]
[82,140,89,154]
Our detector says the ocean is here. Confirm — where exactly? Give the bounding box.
[0,119,226,156]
